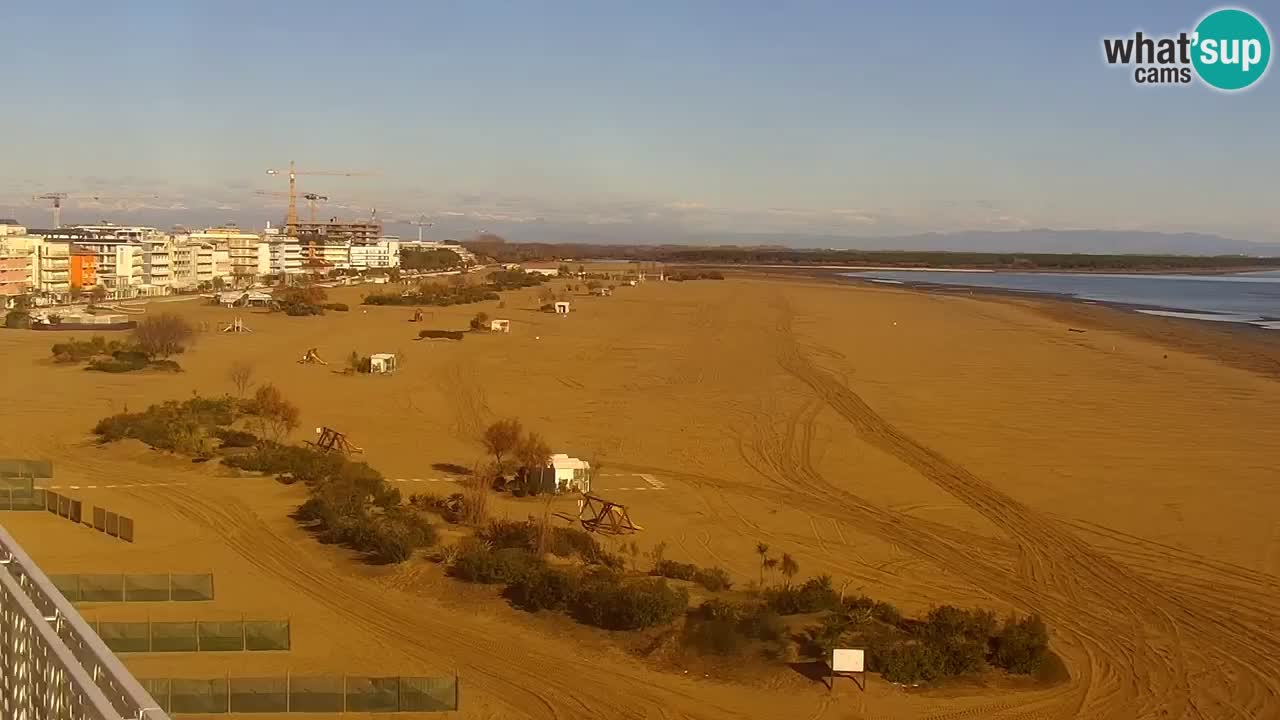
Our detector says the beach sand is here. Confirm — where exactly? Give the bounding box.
[2,273,1278,719]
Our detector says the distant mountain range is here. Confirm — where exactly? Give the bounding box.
[680,230,1280,257]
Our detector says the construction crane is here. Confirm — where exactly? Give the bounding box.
[32,192,161,228]
[409,215,433,242]
[256,190,330,223]
[32,193,68,228]
[264,161,375,234]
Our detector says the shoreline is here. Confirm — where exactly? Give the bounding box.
[729,266,1280,382]
[672,261,1280,276]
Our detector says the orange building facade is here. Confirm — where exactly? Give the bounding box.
[70,253,97,289]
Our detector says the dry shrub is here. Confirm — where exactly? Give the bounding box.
[133,313,195,359]
[461,463,493,526]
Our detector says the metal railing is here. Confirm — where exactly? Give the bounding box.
[0,523,169,720]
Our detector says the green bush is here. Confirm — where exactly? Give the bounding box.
[548,526,603,560]
[569,572,688,631]
[993,614,1048,674]
[223,443,346,484]
[367,508,438,563]
[693,567,733,592]
[921,606,995,676]
[765,575,840,614]
[480,519,539,551]
[321,302,350,312]
[93,396,239,450]
[284,303,324,316]
[872,641,945,684]
[505,565,580,611]
[5,310,31,329]
[682,599,781,656]
[652,560,697,581]
[450,544,540,584]
[85,357,148,373]
[214,428,257,448]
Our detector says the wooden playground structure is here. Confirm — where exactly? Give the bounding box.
[306,426,363,454]
[298,347,327,365]
[221,317,252,333]
[565,494,641,535]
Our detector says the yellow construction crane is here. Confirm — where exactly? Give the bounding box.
[255,190,330,223]
[264,161,374,234]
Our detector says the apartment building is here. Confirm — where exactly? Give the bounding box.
[264,230,303,277]
[70,251,98,289]
[0,221,33,299]
[349,237,401,269]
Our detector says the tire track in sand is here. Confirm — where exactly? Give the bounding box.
[765,296,1280,720]
[136,484,760,720]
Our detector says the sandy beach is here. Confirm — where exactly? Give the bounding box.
[3,272,1278,719]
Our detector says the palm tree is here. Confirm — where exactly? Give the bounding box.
[763,557,779,586]
[755,542,771,585]
[780,553,799,587]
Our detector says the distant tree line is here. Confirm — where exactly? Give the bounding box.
[462,242,1280,272]
[401,248,465,272]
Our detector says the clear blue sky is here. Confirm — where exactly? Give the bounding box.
[2,0,1277,243]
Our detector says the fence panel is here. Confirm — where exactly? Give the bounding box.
[98,621,150,653]
[140,679,171,713]
[118,515,135,542]
[124,574,171,602]
[400,676,458,712]
[151,621,199,652]
[171,573,215,601]
[288,676,345,713]
[347,677,401,713]
[230,677,289,713]
[0,490,10,511]
[244,620,291,651]
[46,489,59,513]
[198,621,245,652]
[69,498,83,523]
[49,574,81,602]
[170,678,228,714]
[79,574,125,602]
[58,494,71,518]
[93,506,106,530]
[104,511,120,537]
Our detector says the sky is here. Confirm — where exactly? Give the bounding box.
[2,0,1278,245]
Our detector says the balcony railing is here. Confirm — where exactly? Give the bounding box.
[0,523,169,720]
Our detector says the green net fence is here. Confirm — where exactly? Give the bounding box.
[89,619,290,652]
[141,675,458,713]
[51,573,215,602]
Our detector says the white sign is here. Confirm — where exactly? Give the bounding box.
[831,648,865,673]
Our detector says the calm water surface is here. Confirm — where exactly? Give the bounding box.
[841,270,1280,330]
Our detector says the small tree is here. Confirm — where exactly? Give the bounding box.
[133,313,195,359]
[248,384,300,443]
[482,418,522,471]
[780,553,799,587]
[755,542,771,586]
[516,431,552,492]
[228,360,254,396]
[70,285,83,302]
[469,312,490,331]
[89,285,108,303]
[537,287,555,304]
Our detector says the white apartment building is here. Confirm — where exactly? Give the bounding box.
[311,238,352,271]
[349,237,401,269]
[256,227,302,278]
[141,237,173,290]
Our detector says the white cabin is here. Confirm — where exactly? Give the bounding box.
[548,454,591,493]
[369,353,397,374]
[554,301,570,315]
[489,319,511,333]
